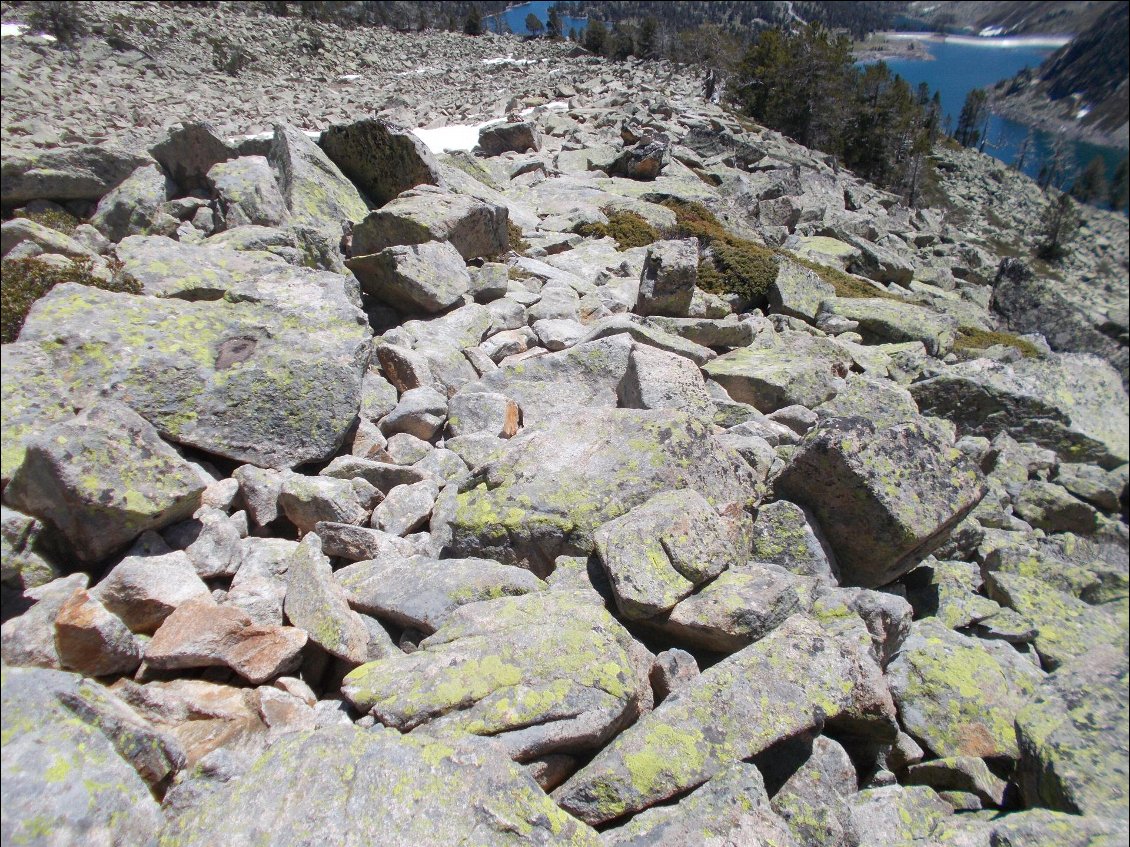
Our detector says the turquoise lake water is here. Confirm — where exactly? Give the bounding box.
[486,1,587,38]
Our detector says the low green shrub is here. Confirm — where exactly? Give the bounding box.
[1,257,136,343]
[954,327,1040,358]
[13,208,79,237]
[783,252,899,300]
[507,221,530,255]
[576,209,660,251]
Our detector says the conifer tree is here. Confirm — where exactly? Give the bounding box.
[584,18,608,54]
[1110,157,1129,210]
[1036,194,1080,261]
[954,89,988,148]
[1071,156,1108,204]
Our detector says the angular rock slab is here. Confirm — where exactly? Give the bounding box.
[593,489,747,621]
[284,534,370,665]
[553,615,894,825]
[6,279,369,470]
[909,353,1130,470]
[1,143,152,204]
[346,240,470,314]
[776,416,985,588]
[335,555,544,633]
[158,724,601,847]
[602,761,795,847]
[820,298,957,356]
[269,123,369,229]
[352,185,508,261]
[4,402,204,564]
[1015,643,1129,819]
[320,116,444,207]
[446,409,757,575]
[887,619,1043,761]
[703,338,848,414]
[1,665,162,847]
[342,591,652,761]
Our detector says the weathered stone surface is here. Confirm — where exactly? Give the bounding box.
[92,551,211,634]
[904,756,1008,807]
[320,116,443,206]
[1,665,162,846]
[159,724,602,847]
[887,619,1043,761]
[232,464,285,528]
[1055,462,1125,512]
[278,473,376,534]
[373,478,439,536]
[1,217,94,259]
[313,521,417,562]
[477,121,541,156]
[635,238,698,317]
[150,122,236,191]
[847,785,952,847]
[1,143,152,204]
[703,335,850,413]
[776,416,985,588]
[268,122,369,228]
[336,555,544,633]
[554,615,894,825]
[5,278,369,471]
[89,162,175,242]
[146,596,307,683]
[769,256,836,322]
[347,240,471,314]
[1,574,89,669]
[352,185,508,261]
[984,571,1125,670]
[603,761,796,847]
[380,386,448,440]
[4,402,205,564]
[446,390,521,438]
[986,809,1129,846]
[772,735,859,847]
[207,155,290,229]
[283,534,369,664]
[459,335,632,427]
[910,354,1130,469]
[647,564,803,653]
[1013,481,1098,534]
[619,343,716,421]
[820,298,957,356]
[343,591,652,761]
[594,489,747,621]
[447,409,756,575]
[54,588,144,677]
[578,315,716,366]
[815,372,920,429]
[321,455,433,494]
[1,505,59,590]
[749,500,838,582]
[649,648,699,703]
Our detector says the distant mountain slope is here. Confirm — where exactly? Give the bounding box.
[903,1,1116,35]
[989,2,1129,147]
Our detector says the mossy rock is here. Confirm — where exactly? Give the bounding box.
[575,209,659,251]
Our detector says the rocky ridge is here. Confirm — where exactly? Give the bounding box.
[2,4,1129,847]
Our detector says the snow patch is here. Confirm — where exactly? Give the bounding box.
[1075,106,1092,120]
[337,74,362,83]
[978,26,1006,37]
[519,100,569,117]
[883,31,1071,48]
[412,121,502,154]
[1,21,58,41]
[482,55,538,66]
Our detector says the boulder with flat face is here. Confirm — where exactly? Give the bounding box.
[775,416,985,588]
[553,615,894,825]
[320,116,444,207]
[445,408,757,575]
[1,143,152,204]
[347,240,470,314]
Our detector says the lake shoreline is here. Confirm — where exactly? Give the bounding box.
[853,31,1073,64]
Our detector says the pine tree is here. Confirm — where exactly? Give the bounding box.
[584,18,608,54]
[954,89,988,149]
[1108,157,1128,210]
[1036,194,1080,261]
[1012,130,1034,172]
[547,7,563,40]
[638,17,659,59]
[525,12,543,37]
[1071,156,1108,204]
[464,5,482,36]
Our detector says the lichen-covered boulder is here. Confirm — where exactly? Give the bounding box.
[820,298,957,356]
[635,238,698,318]
[775,416,985,588]
[1014,643,1129,818]
[771,735,859,847]
[283,534,370,665]
[593,489,748,621]
[335,555,544,634]
[89,162,176,242]
[159,724,601,847]
[150,122,236,192]
[4,402,205,564]
[887,619,1043,761]
[320,116,443,207]
[619,343,716,421]
[909,353,1130,469]
[703,332,852,413]
[4,276,369,470]
[268,122,369,228]
[351,185,508,261]
[748,500,838,582]
[207,155,290,230]
[847,785,953,847]
[553,614,894,825]
[445,408,757,575]
[602,761,796,847]
[1,665,162,846]
[346,240,471,314]
[342,591,652,761]
[768,256,836,322]
[476,121,541,157]
[1,143,152,204]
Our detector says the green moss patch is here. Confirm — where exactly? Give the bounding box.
[1,257,137,343]
[13,208,80,236]
[954,328,1040,358]
[576,209,660,251]
[784,252,899,300]
[661,198,778,305]
[507,220,530,255]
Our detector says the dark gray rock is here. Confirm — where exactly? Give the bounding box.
[320,117,443,207]
[150,122,236,192]
[1,143,152,204]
